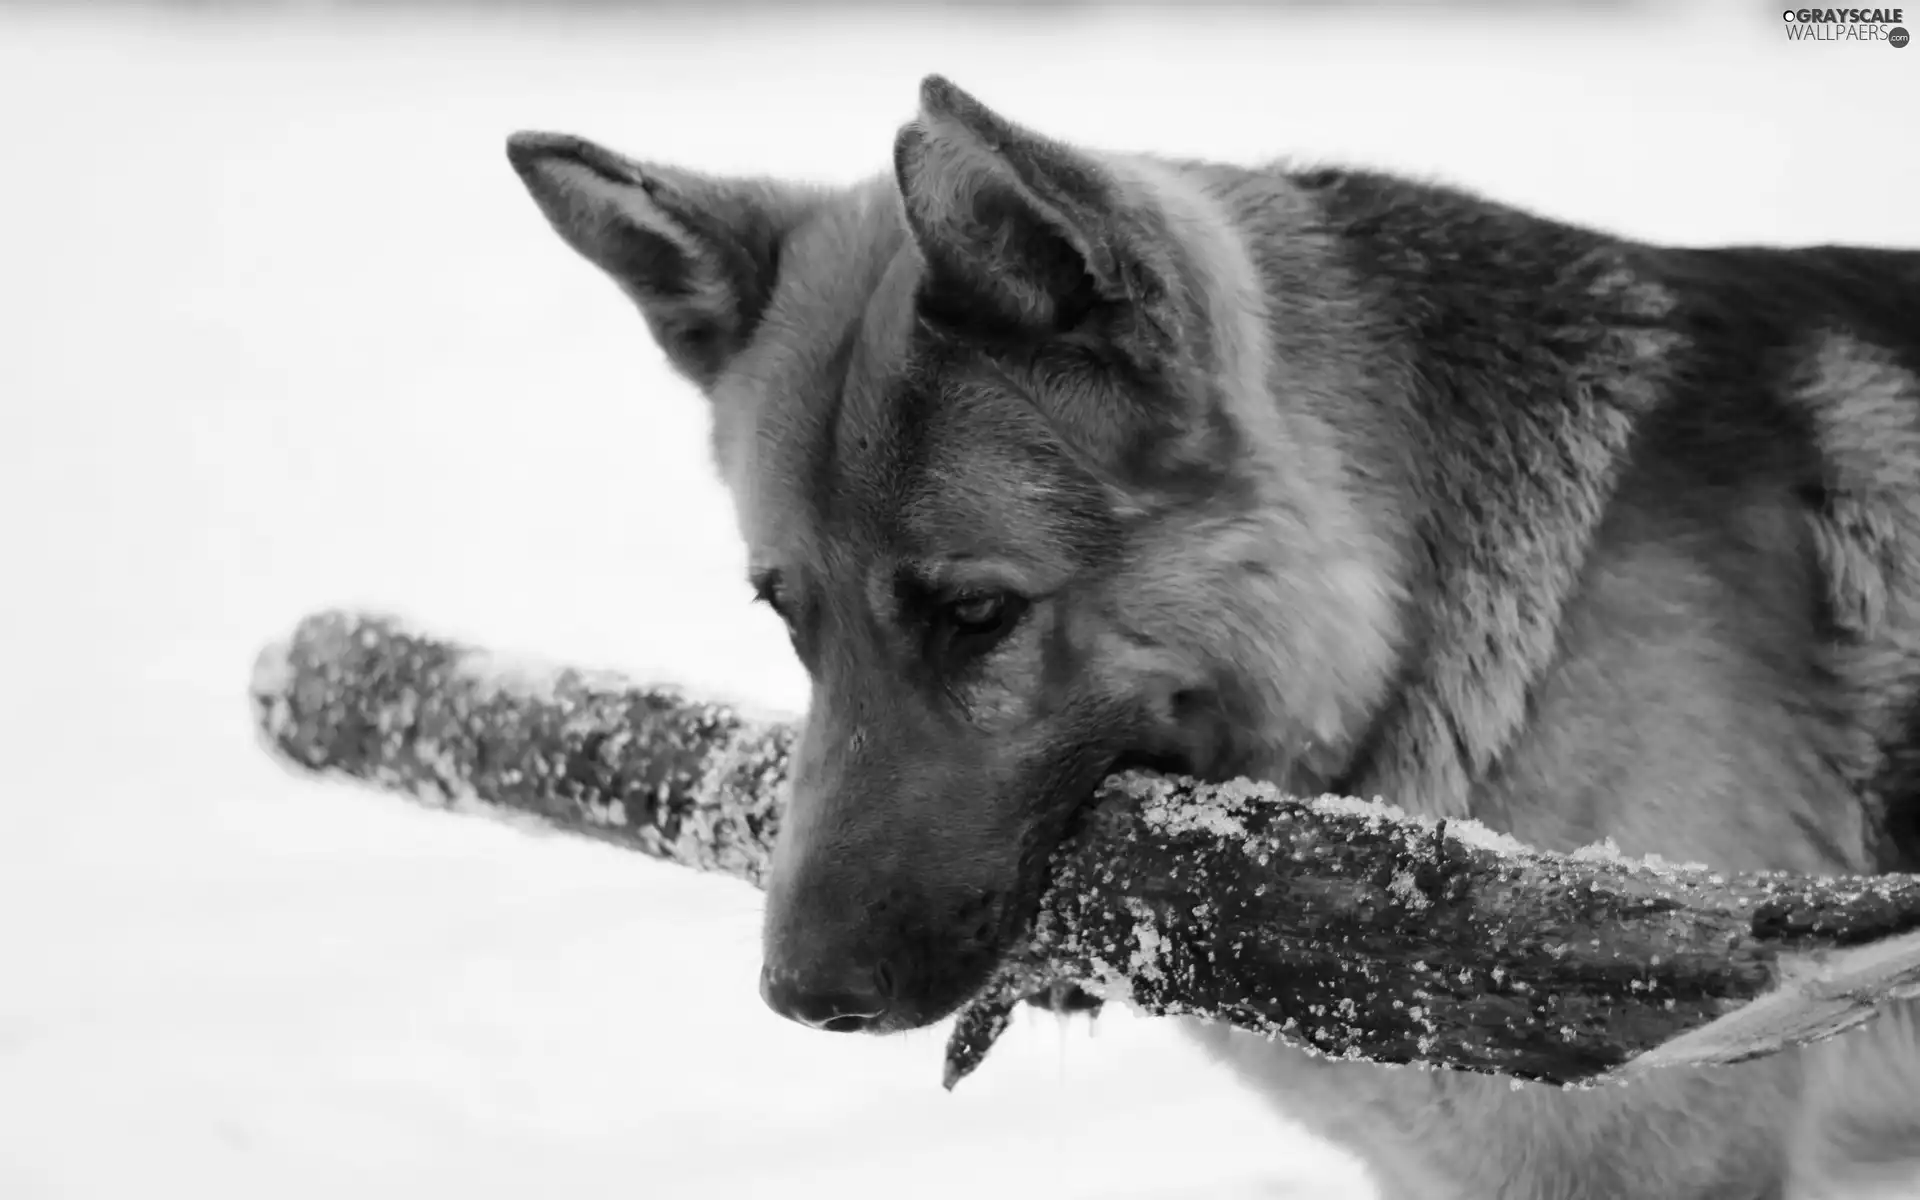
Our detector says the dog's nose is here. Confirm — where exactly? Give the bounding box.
[759,962,891,1033]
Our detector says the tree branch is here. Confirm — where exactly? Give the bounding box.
[250,610,1920,1090]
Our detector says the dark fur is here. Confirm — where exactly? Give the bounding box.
[508,78,1920,1198]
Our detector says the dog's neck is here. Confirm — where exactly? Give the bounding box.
[1115,155,1418,800]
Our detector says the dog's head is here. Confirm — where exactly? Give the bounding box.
[508,77,1401,1033]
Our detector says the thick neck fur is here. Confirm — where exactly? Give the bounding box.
[1102,155,1414,795]
[1154,159,1681,816]
[1175,157,1920,873]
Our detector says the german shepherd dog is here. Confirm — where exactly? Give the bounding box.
[508,76,1920,1199]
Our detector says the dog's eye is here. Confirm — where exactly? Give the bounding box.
[750,573,793,625]
[936,591,1027,658]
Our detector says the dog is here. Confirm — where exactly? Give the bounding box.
[507,75,1920,1199]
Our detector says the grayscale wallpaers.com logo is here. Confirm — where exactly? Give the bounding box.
[1782,8,1910,44]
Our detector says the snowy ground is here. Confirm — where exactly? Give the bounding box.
[0,4,1913,1198]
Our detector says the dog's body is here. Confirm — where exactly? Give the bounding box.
[509,77,1920,1198]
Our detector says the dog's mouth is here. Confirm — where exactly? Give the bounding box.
[869,746,1201,1035]
[1020,745,1192,902]
[897,745,1207,1081]
[1105,747,1199,784]
[981,746,1198,1011]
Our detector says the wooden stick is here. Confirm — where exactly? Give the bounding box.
[250,609,1920,1090]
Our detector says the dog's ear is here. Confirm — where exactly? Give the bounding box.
[892,76,1182,359]
[506,132,816,387]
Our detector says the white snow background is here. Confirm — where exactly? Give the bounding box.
[0,3,1914,1197]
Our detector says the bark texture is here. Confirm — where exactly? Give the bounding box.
[250,609,1920,1090]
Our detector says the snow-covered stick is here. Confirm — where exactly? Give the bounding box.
[250,610,1920,1090]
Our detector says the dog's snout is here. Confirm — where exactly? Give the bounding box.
[759,961,892,1033]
